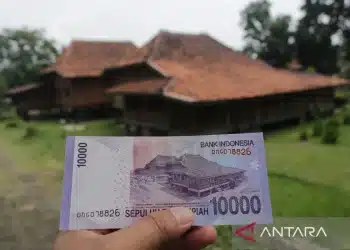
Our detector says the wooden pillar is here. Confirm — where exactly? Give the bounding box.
[165,98,172,131]
[191,105,197,133]
[225,109,231,128]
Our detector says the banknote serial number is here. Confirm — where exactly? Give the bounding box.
[76,209,120,218]
[211,148,251,156]
[76,142,88,168]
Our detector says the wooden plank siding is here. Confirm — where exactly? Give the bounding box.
[13,83,57,113]
[122,87,336,136]
[54,77,115,112]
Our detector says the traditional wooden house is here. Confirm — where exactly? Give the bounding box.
[105,31,350,136]
[7,40,138,119]
[133,154,246,198]
[5,83,57,119]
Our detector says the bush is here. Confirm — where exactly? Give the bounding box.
[61,131,67,139]
[22,126,39,140]
[299,130,308,142]
[312,120,323,137]
[344,112,350,125]
[322,118,340,145]
[5,120,19,128]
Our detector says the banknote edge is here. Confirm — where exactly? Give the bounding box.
[258,134,273,222]
[59,136,75,230]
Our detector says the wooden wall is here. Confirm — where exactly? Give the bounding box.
[122,87,336,135]
[14,83,56,112]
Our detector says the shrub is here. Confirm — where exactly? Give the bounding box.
[344,112,350,125]
[322,118,340,145]
[61,131,67,139]
[22,126,39,140]
[299,130,308,142]
[5,120,19,128]
[312,120,323,137]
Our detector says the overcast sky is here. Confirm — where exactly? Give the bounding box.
[0,0,303,50]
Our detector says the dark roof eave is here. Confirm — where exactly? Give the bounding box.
[5,85,41,96]
[39,70,62,78]
[102,60,148,76]
[102,60,169,78]
[105,90,164,96]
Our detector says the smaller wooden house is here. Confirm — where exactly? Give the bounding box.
[7,40,138,119]
[40,40,138,118]
[5,82,57,119]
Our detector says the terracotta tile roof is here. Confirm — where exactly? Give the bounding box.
[106,78,169,94]
[6,83,40,96]
[41,40,138,77]
[156,58,349,101]
[116,30,268,68]
[106,30,349,102]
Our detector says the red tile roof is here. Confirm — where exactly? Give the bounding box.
[42,40,138,77]
[6,83,40,96]
[116,30,268,67]
[156,58,348,101]
[106,31,349,102]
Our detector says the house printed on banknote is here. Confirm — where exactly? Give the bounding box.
[131,154,247,199]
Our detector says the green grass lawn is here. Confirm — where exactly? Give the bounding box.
[0,117,350,250]
[0,119,124,190]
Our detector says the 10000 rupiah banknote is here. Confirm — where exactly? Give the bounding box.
[60,133,273,230]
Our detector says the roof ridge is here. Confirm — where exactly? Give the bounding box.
[148,33,163,60]
[70,39,135,45]
[156,29,210,37]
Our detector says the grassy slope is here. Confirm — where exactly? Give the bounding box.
[266,125,350,217]
[0,119,350,250]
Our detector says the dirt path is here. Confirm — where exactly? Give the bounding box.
[0,149,60,250]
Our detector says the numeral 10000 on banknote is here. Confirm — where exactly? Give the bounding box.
[211,195,261,215]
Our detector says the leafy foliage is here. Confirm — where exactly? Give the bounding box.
[0,27,59,88]
[22,126,39,140]
[343,112,350,124]
[240,0,294,68]
[240,0,350,76]
[0,74,9,115]
[322,117,341,144]
[5,120,19,128]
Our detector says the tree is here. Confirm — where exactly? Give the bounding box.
[262,15,295,67]
[338,28,350,78]
[0,74,9,116]
[0,74,7,94]
[295,0,346,75]
[240,0,294,68]
[0,27,59,88]
[240,0,271,58]
[338,1,350,78]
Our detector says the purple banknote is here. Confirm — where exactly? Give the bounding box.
[60,133,272,230]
